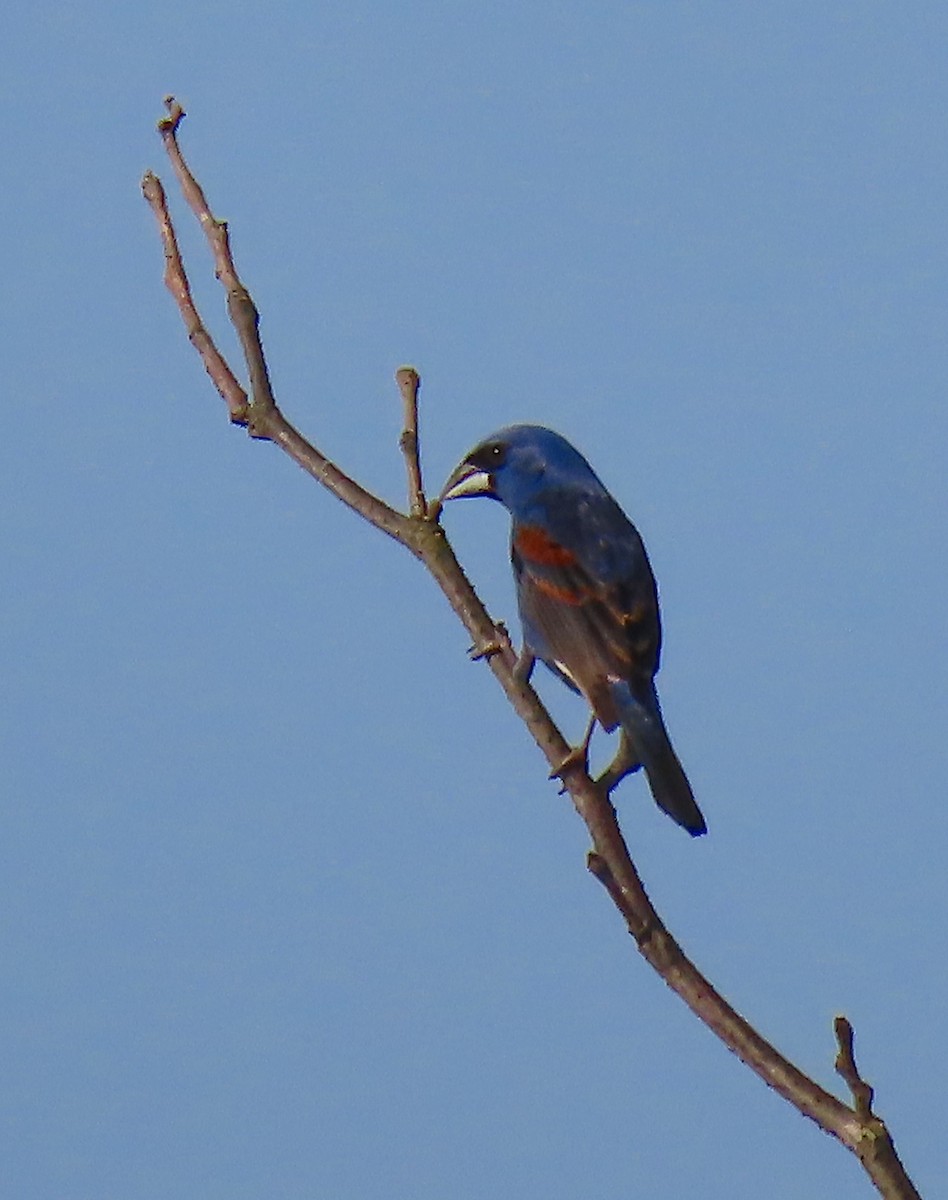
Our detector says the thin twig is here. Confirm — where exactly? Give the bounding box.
[143,104,922,1200]
[396,366,427,518]
[158,96,277,434]
[835,1016,875,1118]
[141,171,248,423]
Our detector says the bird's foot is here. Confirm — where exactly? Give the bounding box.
[512,646,536,683]
[595,756,642,795]
[549,743,591,793]
[468,621,512,662]
[595,730,642,794]
[549,713,598,792]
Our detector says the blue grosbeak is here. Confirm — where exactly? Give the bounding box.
[440,424,706,837]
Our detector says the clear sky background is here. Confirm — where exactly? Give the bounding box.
[3,4,946,1197]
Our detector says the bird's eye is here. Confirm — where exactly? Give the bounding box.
[470,441,506,472]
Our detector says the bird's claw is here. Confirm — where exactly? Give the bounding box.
[548,713,599,793]
[468,638,503,662]
[549,746,588,779]
[595,755,642,795]
[549,744,591,793]
[469,623,514,663]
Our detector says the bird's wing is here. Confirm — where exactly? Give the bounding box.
[511,493,661,727]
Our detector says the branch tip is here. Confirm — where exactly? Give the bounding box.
[395,366,427,518]
[395,364,420,388]
[158,95,185,134]
[834,1015,875,1119]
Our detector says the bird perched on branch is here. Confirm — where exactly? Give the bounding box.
[440,424,706,837]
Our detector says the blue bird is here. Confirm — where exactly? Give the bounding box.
[440,424,706,837]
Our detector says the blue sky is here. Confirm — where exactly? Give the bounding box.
[3,3,946,1197]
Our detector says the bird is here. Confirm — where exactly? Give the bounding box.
[439,424,706,837]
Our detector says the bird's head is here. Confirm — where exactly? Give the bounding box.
[439,425,600,517]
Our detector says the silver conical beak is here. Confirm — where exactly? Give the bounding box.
[439,461,495,503]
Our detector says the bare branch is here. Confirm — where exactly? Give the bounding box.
[141,171,248,423]
[143,105,923,1200]
[144,99,413,548]
[158,96,276,434]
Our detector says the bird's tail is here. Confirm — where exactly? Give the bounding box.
[612,683,707,837]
